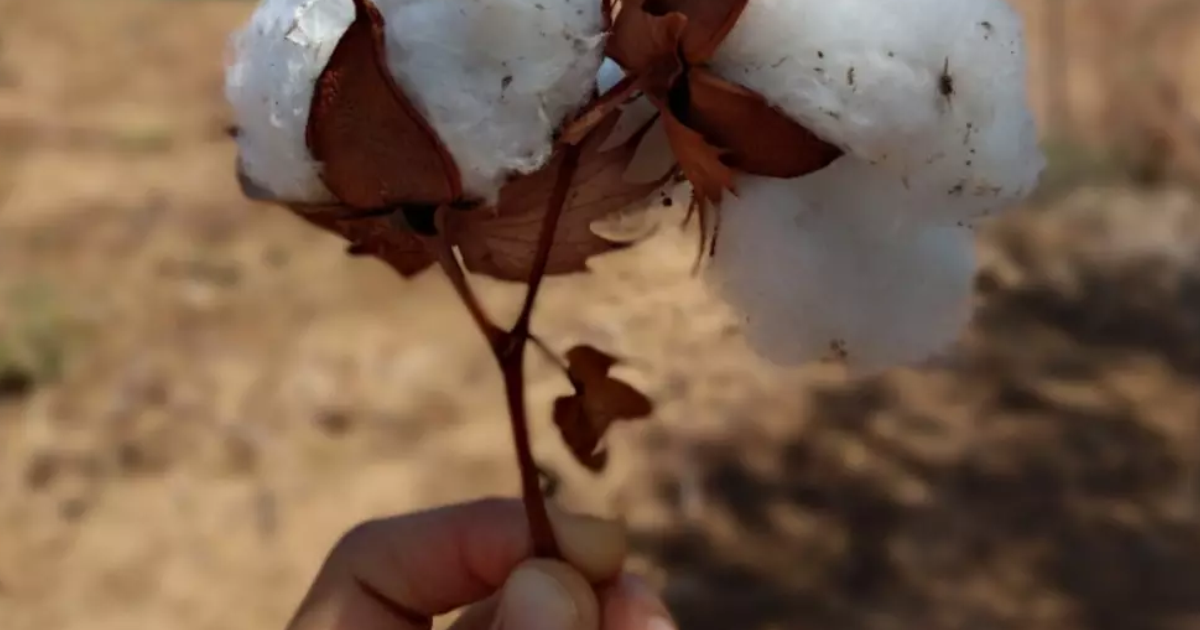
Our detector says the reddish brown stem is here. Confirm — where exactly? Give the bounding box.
[514,144,582,331]
[425,214,503,346]
[423,140,583,559]
[502,142,583,559]
[419,214,555,555]
[493,339,558,557]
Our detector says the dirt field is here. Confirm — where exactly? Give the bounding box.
[3,1,1200,629]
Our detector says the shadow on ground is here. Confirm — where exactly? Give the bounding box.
[636,202,1200,630]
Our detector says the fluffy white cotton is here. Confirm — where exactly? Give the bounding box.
[225,0,605,203]
[698,0,1043,371]
[709,0,1044,226]
[708,164,978,374]
[381,0,604,201]
[225,0,350,202]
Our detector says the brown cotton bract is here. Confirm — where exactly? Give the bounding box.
[566,0,842,257]
[306,0,462,209]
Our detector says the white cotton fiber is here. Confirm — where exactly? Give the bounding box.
[709,0,1044,226]
[380,0,605,202]
[697,0,1044,371]
[708,163,978,374]
[225,0,605,204]
[225,0,350,202]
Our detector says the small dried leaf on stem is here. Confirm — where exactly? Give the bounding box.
[553,345,654,472]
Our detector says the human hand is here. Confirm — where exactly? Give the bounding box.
[285,497,676,630]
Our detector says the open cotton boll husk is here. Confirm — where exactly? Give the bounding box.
[707,164,978,374]
[225,0,605,204]
[709,0,1043,227]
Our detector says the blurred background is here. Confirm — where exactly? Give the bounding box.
[3,0,1200,629]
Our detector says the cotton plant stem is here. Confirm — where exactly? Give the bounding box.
[501,142,582,558]
[423,142,582,559]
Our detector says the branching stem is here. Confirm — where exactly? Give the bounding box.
[530,334,570,373]
[421,142,582,559]
[425,216,503,346]
[503,142,582,557]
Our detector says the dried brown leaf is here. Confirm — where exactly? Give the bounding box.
[605,0,688,75]
[306,0,462,209]
[235,112,672,284]
[450,111,671,282]
[659,109,734,204]
[588,194,670,244]
[685,69,843,178]
[552,345,653,472]
[597,0,841,208]
[641,0,750,64]
[288,203,435,277]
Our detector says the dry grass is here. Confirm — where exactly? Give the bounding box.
[3,1,1200,629]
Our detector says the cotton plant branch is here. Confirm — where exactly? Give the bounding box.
[225,0,1045,558]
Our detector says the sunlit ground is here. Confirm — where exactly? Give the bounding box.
[3,1,1200,629]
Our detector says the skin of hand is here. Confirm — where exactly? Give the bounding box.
[284,497,676,630]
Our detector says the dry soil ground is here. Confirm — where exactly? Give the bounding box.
[3,1,1200,630]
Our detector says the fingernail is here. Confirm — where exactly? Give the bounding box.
[501,566,578,630]
[610,573,677,630]
[546,505,625,542]
[545,506,628,580]
[646,617,677,630]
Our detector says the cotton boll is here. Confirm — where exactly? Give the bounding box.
[380,0,605,202]
[710,0,1043,226]
[227,0,605,204]
[225,0,351,202]
[707,168,978,374]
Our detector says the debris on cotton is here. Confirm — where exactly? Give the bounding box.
[225,0,606,203]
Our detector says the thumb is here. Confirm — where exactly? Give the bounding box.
[452,559,600,630]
